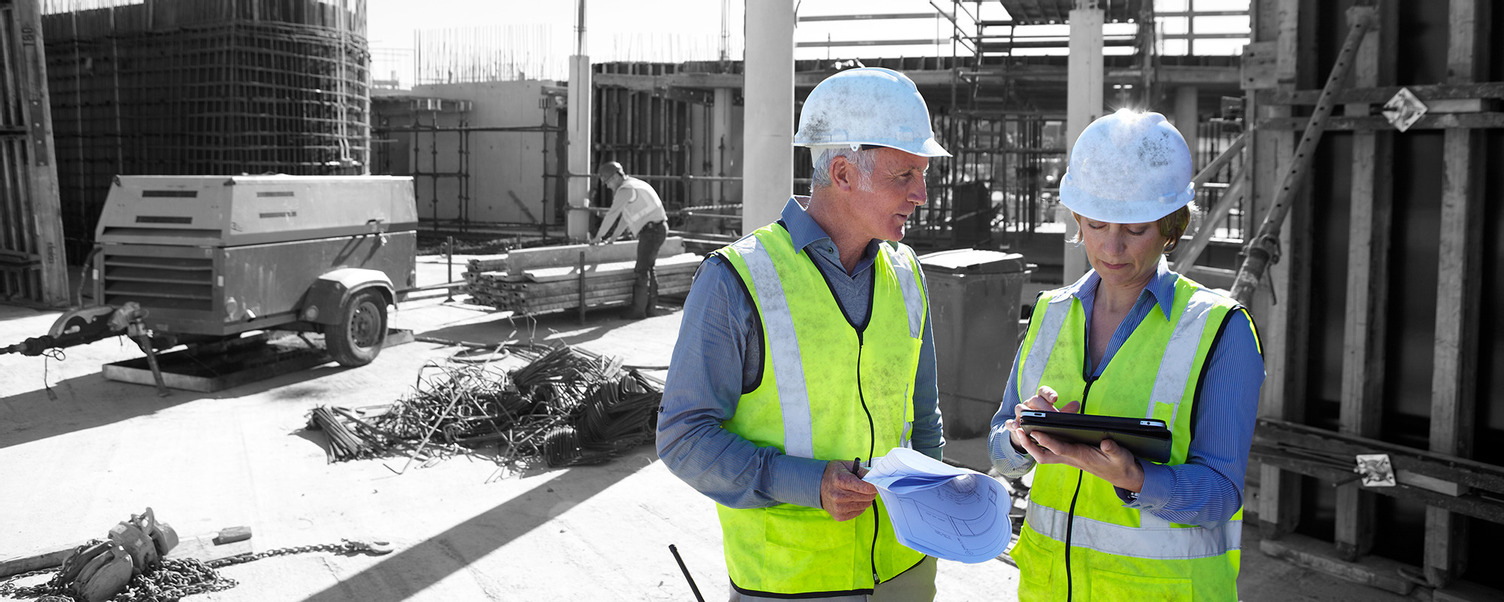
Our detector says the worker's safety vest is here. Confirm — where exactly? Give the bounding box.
[712,224,929,597]
[1010,276,1257,601]
[616,177,667,234]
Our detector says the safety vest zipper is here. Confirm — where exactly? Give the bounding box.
[1064,375,1096,602]
[854,329,881,587]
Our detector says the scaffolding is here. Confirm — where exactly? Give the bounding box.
[40,0,370,260]
[900,0,1248,256]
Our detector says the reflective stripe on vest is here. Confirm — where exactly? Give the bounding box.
[1024,500,1242,560]
[729,234,929,458]
[881,243,926,339]
[1018,293,1072,399]
[713,226,930,596]
[1010,275,1246,599]
[729,234,815,458]
[1019,285,1225,437]
[1146,288,1226,425]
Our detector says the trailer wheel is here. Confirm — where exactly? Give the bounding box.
[327,290,387,367]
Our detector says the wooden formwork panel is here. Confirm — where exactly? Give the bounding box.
[591,61,702,216]
[1247,0,1501,596]
[0,0,67,306]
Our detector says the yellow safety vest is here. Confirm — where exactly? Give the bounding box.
[1010,275,1256,601]
[713,223,929,597]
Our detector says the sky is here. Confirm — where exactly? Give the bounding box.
[365,0,1249,86]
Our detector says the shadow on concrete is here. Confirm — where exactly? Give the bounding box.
[0,356,366,450]
[0,373,210,449]
[418,305,682,353]
[300,454,656,602]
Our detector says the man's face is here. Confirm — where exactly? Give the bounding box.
[847,147,929,242]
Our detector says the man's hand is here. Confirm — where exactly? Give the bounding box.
[819,459,876,521]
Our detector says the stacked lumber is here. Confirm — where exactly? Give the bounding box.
[464,239,702,315]
[465,237,686,274]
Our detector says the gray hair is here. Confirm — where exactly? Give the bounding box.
[809,146,877,193]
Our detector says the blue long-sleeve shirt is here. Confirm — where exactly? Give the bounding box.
[656,197,944,511]
[989,259,1264,527]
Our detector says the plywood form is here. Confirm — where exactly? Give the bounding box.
[1247,0,1502,594]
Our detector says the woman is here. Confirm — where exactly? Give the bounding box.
[989,109,1264,601]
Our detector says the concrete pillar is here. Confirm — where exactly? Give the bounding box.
[712,87,732,206]
[1174,86,1200,170]
[566,54,592,242]
[741,0,795,235]
[1063,2,1104,285]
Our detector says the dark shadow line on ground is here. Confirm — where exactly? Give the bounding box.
[300,455,655,602]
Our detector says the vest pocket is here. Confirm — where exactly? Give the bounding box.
[1090,567,1192,601]
[756,505,860,591]
[1010,532,1054,601]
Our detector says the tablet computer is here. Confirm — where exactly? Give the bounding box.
[1017,411,1172,463]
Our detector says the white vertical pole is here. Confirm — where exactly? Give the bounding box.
[566,0,592,241]
[741,0,796,235]
[1063,1,1104,285]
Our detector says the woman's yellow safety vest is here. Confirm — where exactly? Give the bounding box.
[713,224,929,597]
[1010,275,1255,601]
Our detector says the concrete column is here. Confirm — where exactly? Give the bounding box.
[1174,86,1200,170]
[566,54,592,241]
[1063,2,1104,284]
[712,87,732,206]
[741,0,795,235]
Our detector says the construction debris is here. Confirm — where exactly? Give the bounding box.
[307,345,662,471]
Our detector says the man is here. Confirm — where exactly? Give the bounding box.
[592,161,668,319]
[656,68,949,601]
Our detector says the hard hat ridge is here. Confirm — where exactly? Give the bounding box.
[1058,109,1195,224]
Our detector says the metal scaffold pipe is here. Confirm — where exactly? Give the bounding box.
[1229,6,1374,305]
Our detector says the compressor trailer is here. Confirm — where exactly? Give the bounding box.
[5,175,418,391]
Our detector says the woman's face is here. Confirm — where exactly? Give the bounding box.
[1078,216,1167,290]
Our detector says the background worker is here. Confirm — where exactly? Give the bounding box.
[592,161,668,319]
[656,67,949,601]
[989,109,1265,600]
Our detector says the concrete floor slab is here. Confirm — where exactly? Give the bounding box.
[0,261,1417,601]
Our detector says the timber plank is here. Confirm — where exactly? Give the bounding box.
[1334,0,1395,560]
[1425,0,1489,588]
[1258,531,1417,596]
[1250,447,1504,525]
[1257,81,1504,105]
[1251,0,1310,540]
[1255,419,1504,494]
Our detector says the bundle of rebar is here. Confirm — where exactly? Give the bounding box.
[306,345,661,472]
[308,406,378,462]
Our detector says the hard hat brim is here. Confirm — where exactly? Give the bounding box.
[1059,178,1195,224]
[793,139,951,158]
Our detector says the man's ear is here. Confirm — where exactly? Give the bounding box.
[830,155,854,192]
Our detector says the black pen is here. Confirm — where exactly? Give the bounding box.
[851,457,862,474]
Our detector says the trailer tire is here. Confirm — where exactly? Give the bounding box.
[327,290,387,367]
